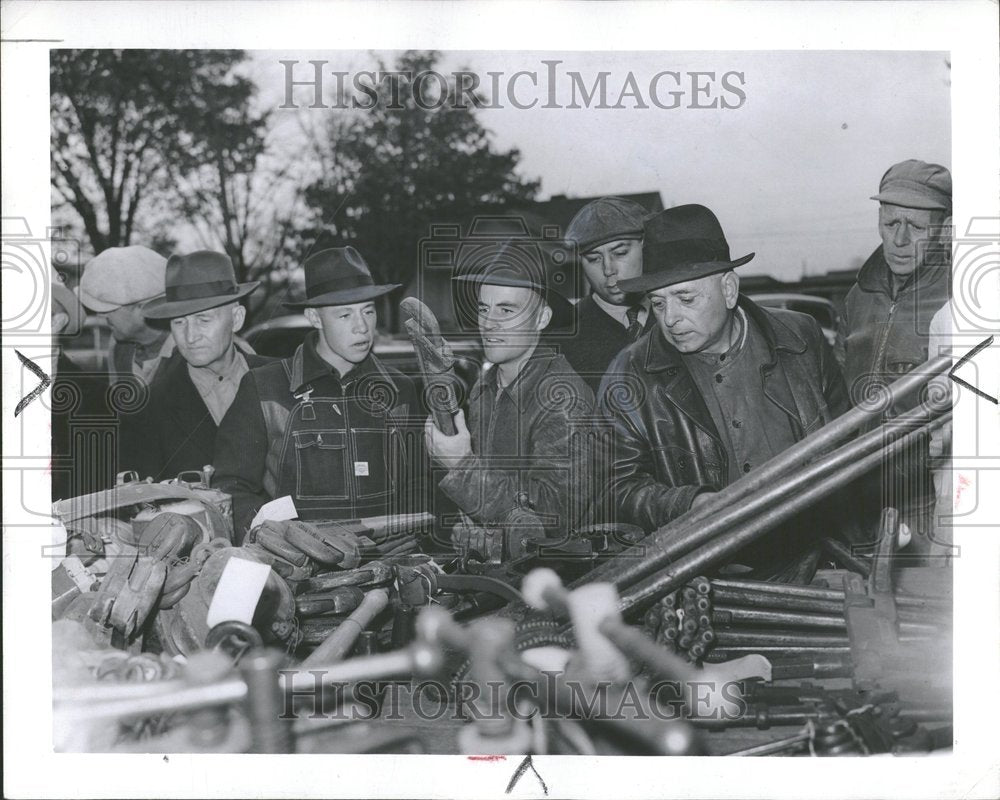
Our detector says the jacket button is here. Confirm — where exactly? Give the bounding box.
[715,374,724,384]
[732,419,742,428]
[743,462,752,473]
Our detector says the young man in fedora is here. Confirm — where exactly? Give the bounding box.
[599,205,848,575]
[424,240,595,544]
[560,197,656,391]
[121,250,270,482]
[214,247,418,540]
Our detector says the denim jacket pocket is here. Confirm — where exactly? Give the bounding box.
[293,429,350,500]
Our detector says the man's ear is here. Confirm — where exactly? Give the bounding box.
[52,311,70,336]
[721,271,740,309]
[231,303,247,333]
[304,307,322,330]
[536,302,553,331]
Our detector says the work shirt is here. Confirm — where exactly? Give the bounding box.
[187,351,250,425]
[682,307,798,484]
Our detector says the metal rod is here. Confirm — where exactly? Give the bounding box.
[711,577,844,602]
[619,414,949,611]
[725,731,811,756]
[709,587,844,615]
[301,588,390,667]
[712,630,848,648]
[821,538,871,577]
[241,649,294,754]
[712,605,846,630]
[704,646,851,662]
[572,357,950,594]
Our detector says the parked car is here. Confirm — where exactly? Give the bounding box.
[244,314,485,405]
[747,292,844,362]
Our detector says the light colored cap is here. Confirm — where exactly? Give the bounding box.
[871,159,952,211]
[77,246,167,312]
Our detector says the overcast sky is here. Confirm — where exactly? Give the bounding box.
[253,50,951,281]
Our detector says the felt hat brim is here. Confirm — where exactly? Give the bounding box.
[283,282,402,309]
[618,252,755,294]
[142,281,260,319]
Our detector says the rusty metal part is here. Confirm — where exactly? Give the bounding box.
[295,586,366,617]
[619,414,949,611]
[303,562,393,593]
[206,620,264,663]
[712,629,848,648]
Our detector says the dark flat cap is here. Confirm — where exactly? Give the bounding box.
[565,196,649,254]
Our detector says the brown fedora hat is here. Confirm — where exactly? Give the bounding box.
[143,250,258,319]
[285,247,401,308]
[618,204,754,294]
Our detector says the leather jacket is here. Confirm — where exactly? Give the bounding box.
[597,297,849,532]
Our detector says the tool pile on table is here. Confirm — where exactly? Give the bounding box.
[51,356,954,755]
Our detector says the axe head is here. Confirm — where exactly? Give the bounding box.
[400,296,455,371]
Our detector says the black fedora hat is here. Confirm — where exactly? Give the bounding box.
[285,247,401,308]
[618,204,754,294]
[451,238,575,330]
[143,250,258,319]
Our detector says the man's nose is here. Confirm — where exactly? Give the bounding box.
[352,314,369,334]
[894,222,911,247]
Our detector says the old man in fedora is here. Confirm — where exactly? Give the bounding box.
[598,205,848,577]
[214,247,419,540]
[122,250,270,481]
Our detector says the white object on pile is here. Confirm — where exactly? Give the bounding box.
[205,556,271,628]
[250,495,298,529]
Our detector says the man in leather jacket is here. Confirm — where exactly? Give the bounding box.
[598,205,848,571]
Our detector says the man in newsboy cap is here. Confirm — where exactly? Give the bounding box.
[77,246,175,385]
[843,159,952,561]
[844,159,952,403]
[561,197,655,391]
[598,204,848,575]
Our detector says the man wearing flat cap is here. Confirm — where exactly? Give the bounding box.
[845,159,952,405]
[424,240,595,544]
[561,197,656,391]
[214,247,419,541]
[119,251,272,481]
[77,245,176,385]
[598,205,848,574]
[844,159,952,560]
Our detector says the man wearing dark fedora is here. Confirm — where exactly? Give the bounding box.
[425,240,595,543]
[560,196,656,391]
[599,204,848,574]
[121,250,270,481]
[214,247,418,540]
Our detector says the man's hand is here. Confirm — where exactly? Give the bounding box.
[424,410,473,469]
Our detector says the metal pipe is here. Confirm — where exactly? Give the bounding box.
[241,649,294,753]
[704,646,851,662]
[711,578,843,602]
[709,587,844,615]
[712,630,848,648]
[573,357,950,593]
[821,538,871,577]
[619,413,949,611]
[712,605,846,630]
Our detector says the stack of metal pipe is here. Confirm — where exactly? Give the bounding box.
[566,354,952,616]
